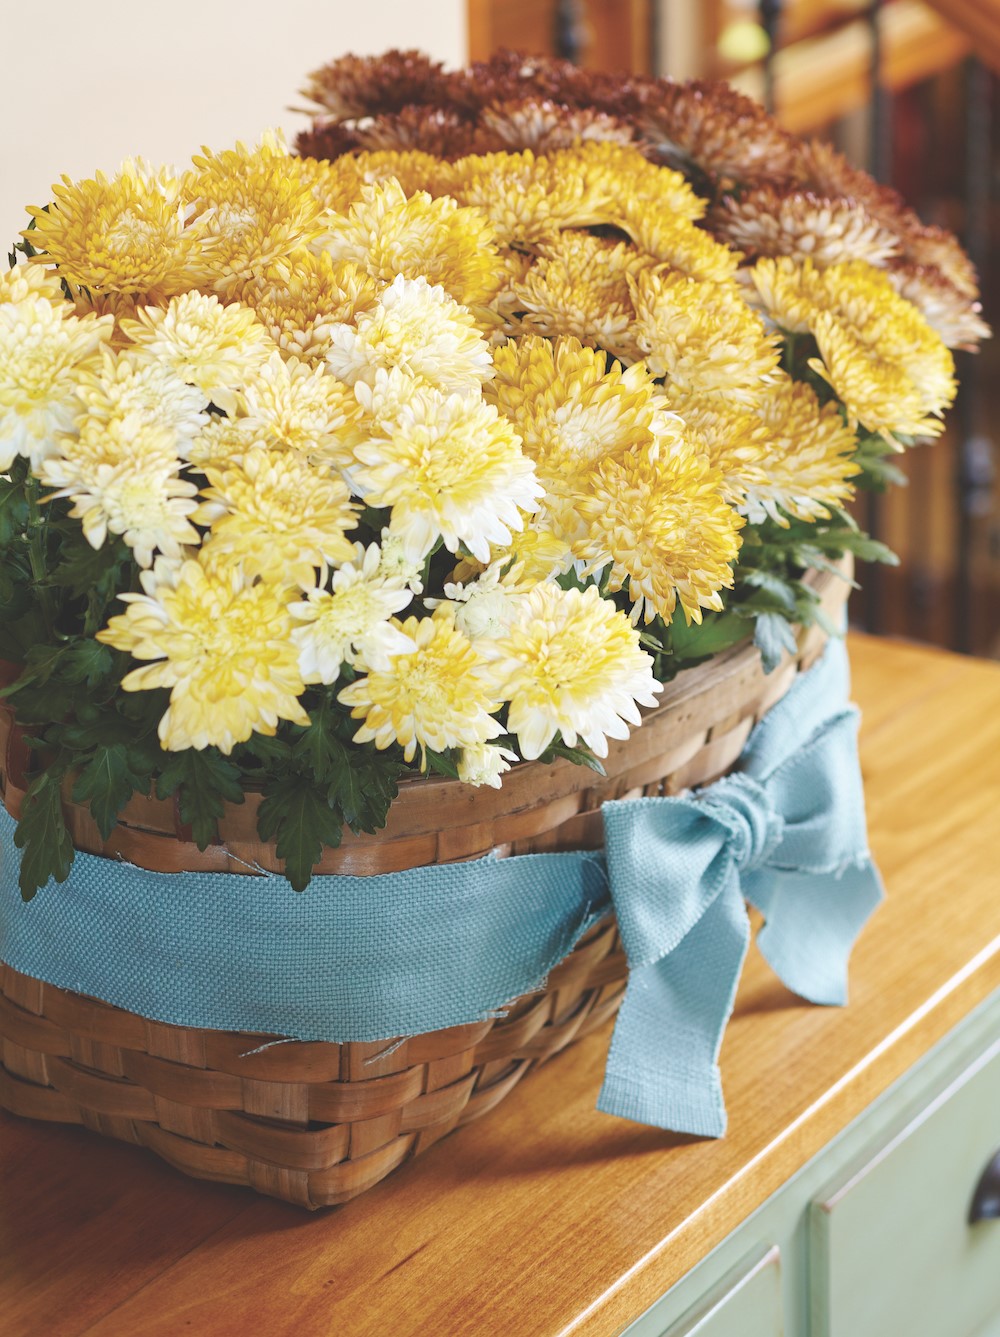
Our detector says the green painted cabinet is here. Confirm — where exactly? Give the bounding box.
[625,990,1000,1337]
[811,1040,1000,1337]
[661,1247,783,1337]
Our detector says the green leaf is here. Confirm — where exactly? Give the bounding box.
[13,770,73,900]
[738,569,799,613]
[545,742,607,775]
[155,748,245,850]
[71,742,149,840]
[60,639,114,688]
[257,775,344,892]
[327,742,401,835]
[753,612,798,673]
[424,748,461,779]
[290,698,342,782]
[666,611,749,662]
[0,476,29,548]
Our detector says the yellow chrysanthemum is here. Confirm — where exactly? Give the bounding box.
[630,269,781,406]
[574,434,743,624]
[621,202,740,283]
[666,377,858,523]
[25,159,212,298]
[352,389,542,562]
[195,446,358,584]
[238,251,379,361]
[290,542,416,683]
[73,346,207,448]
[0,294,112,469]
[489,335,659,471]
[510,231,647,362]
[120,292,274,415]
[572,142,707,225]
[238,351,362,464]
[38,420,199,567]
[321,177,505,307]
[744,255,831,333]
[98,556,309,753]
[326,274,493,396]
[293,151,451,215]
[476,582,661,760]
[183,135,329,294]
[444,149,608,246]
[338,610,503,764]
[489,525,575,584]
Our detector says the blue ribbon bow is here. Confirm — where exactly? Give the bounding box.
[597,639,884,1136]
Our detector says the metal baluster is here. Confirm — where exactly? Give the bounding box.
[759,0,783,115]
[555,0,586,64]
[955,61,994,654]
[864,0,891,634]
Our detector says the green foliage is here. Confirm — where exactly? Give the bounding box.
[14,769,73,900]
[257,775,346,893]
[71,743,150,840]
[156,749,245,851]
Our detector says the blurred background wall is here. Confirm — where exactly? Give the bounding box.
[2,0,997,656]
[0,1,466,241]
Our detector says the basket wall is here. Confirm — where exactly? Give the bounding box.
[0,567,848,1208]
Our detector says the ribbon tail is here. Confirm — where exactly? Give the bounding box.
[748,860,885,1006]
[597,878,750,1137]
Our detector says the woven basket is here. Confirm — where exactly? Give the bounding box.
[0,565,848,1208]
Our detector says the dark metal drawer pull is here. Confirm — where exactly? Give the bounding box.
[969,1150,1000,1223]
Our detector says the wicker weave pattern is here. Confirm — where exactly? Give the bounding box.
[0,568,848,1207]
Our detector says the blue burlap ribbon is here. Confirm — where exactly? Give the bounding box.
[597,639,884,1134]
[0,637,882,1136]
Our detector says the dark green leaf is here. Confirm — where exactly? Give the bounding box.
[71,742,149,840]
[546,743,606,775]
[424,748,461,779]
[290,698,342,782]
[666,611,749,662]
[156,748,245,850]
[257,775,344,892]
[13,770,73,900]
[60,639,114,688]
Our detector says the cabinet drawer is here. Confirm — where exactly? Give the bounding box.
[811,1039,1000,1337]
[661,1246,783,1337]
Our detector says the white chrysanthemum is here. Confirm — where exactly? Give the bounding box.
[74,347,208,448]
[39,422,199,566]
[0,263,66,305]
[430,562,527,640]
[121,292,274,415]
[290,543,416,683]
[352,389,543,562]
[457,742,519,788]
[0,297,112,469]
[375,528,425,593]
[477,582,662,760]
[238,350,361,463]
[325,274,493,395]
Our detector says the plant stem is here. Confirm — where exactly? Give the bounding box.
[24,476,55,636]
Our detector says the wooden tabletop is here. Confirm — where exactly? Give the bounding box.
[3,634,1000,1337]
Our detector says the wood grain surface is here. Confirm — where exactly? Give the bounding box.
[2,633,999,1337]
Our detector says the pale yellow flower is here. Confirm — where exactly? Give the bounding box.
[630,269,781,406]
[0,264,66,305]
[353,388,542,562]
[0,295,112,469]
[321,177,505,307]
[98,556,309,753]
[195,446,358,584]
[26,159,212,298]
[574,435,743,624]
[238,251,379,362]
[238,351,362,464]
[326,274,493,396]
[457,742,519,788]
[184,417,259,469]
[290,543,416,683]
[338,611,503,765]
[430,562,528,640]
[621,201,740,282]
[39,420,199,567]
[444,148,608,246]
[73,347,208,448]
[121,292,274,415]
[477,582,661,760]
